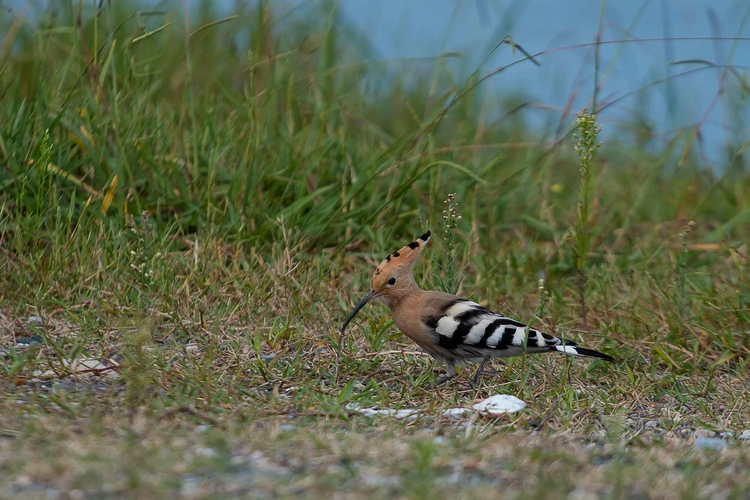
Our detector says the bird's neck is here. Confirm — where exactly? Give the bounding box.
[382,276,423,310]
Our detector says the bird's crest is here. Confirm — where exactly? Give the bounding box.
[371,231,430,288]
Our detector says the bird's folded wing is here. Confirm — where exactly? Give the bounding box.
[423,299,572,351]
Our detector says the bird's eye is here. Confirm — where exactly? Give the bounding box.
[387,277,396,285]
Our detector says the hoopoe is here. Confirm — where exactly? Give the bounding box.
[341,231,615,386]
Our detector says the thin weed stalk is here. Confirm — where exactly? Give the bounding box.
[435,193,464,294]
[572,111,602,329]
[675,220,695,343]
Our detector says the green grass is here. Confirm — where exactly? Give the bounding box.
[1,1,749,498]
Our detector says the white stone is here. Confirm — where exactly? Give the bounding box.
[195,447,217,458]
[443,408,470,419]
[472,394,526,414]
[345,403,420,421]
[695,437,727,451]
[27,316,44,326]
[694,429,715,439]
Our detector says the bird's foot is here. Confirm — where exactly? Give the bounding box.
[471,359,500,386]
[432,374,456,389]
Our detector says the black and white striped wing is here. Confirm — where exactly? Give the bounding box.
[424,299,578,357]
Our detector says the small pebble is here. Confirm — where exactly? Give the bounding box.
[181,475,200,496]
[195,424,211,433]
[260,354,276,362]
[739,430,750,440]
[15,337,42,348]
[230,455,251,465]
[51,380,78,394]
[11,474,32,491]
[645,420,659,429]
[195,447,217,458]
[360,475,400,488]
[27,316,44,326]
[693,429,715,439]
[443,408,468,419]
[568,489,599,500]
[279,424,295,432]
[672,427,692,439]
[89,381,114,393]
[695,437,728,451]
[591,455,611,466]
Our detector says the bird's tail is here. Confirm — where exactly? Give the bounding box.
[552,344,616,363]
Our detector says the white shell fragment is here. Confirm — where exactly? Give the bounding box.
[472,394,527,415]
[27,315,45,326]
[346,394,525,421]
[185,342,202,356]
[442,408,470,419]
[345,403,419,421]
[695,437,728,451]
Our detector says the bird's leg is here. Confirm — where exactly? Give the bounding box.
[433,360,457,388]
[471,358,488,385]
[471,358,500,385]
[434,374,455,387]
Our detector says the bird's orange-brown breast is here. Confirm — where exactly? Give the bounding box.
[390,290,458,352]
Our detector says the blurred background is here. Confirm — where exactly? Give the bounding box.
[9,0,749,162]
[1,0,749,258]
[249,0,750,166]
[340,0,750,166]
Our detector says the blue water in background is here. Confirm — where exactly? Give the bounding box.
[334,0,750,168]
[7,0,750,167]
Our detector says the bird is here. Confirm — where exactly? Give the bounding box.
[340,230,615,386]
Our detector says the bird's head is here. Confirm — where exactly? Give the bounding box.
[340,230,431,335]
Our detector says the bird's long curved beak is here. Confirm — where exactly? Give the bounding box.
[340,289,377,335]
